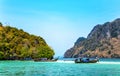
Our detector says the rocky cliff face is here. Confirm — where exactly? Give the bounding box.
[64,18,120,58]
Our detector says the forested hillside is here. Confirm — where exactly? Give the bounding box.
[0,22,54,60]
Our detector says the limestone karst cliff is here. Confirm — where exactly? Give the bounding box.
[64,18,120,58]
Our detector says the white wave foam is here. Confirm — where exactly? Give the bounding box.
[56,60,120,64]
[97,61,120,64]
[56,60,74,63]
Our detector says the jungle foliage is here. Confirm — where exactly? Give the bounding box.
[0,22,54,60]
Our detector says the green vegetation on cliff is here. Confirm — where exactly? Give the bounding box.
[0,22,54,60]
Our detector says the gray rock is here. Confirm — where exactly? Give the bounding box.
[64,18,120,58]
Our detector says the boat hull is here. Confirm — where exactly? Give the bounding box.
[75,58,98,63]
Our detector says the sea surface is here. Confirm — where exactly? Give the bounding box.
[0,58,120,76]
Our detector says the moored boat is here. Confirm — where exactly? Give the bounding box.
[34,58,58,62]
[75,57,99,63]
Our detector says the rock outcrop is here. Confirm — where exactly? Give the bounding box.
[64,18,120,58]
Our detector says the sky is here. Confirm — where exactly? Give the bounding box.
[0,0,120,57]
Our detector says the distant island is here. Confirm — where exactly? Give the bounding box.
[64,18,120,58]
[0,22,54,60]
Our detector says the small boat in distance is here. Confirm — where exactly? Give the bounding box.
[34,57,58,62]
[75,57,99,63]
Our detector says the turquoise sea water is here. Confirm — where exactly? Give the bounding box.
[0,59,120,76]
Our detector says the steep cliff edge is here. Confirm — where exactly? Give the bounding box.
[64,18,120,58]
